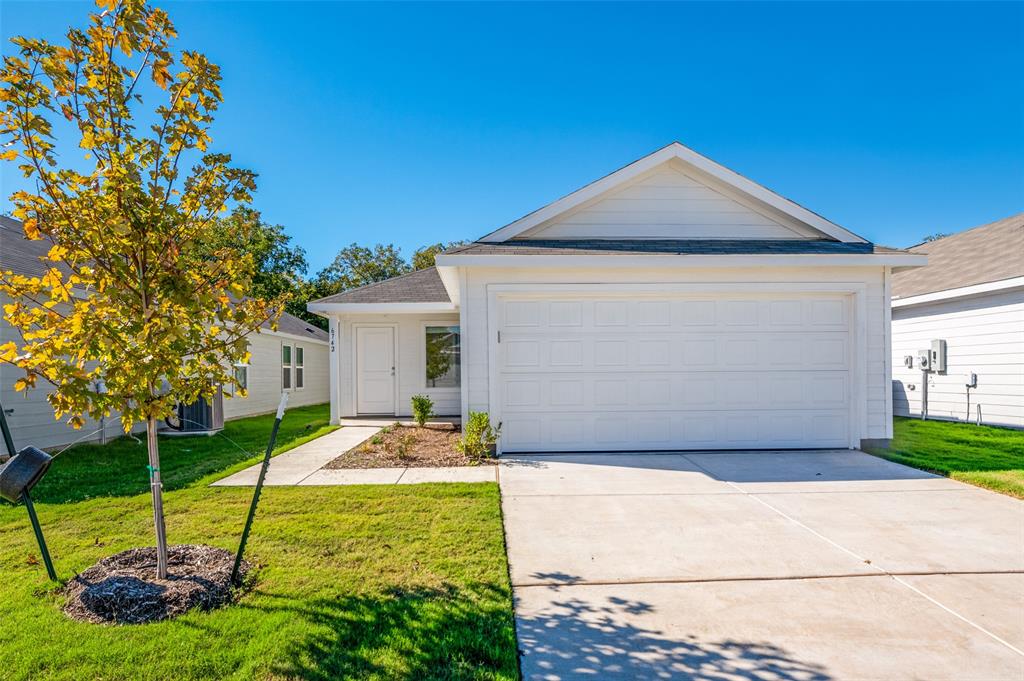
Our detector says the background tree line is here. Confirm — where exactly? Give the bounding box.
[215,208,463,329]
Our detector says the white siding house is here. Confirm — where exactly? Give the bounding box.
[0,216,329,452]
[311,143,925,453]
[891,214,1024,428]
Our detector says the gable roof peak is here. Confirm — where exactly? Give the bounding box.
[479,142,867,245]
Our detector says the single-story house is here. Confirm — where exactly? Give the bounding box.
[890,213,1023,428]
[0,215,329,451]
[309,142,925,453]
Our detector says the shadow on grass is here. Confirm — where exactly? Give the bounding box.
[515,590,833,680]
[241,583,518,680]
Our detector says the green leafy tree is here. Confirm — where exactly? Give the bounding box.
[207,206,310,320]
[921,232,951,243]
[411,241,466,270]
[0,0,279,577]
[312,242,410,298]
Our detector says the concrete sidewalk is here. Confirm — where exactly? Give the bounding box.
[212,426,496,486]
[212,427,380,486]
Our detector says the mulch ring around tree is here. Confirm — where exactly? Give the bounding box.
[63,544,252,624]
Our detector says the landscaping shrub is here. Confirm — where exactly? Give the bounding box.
[411,394,434,427]
[457,412,500,462]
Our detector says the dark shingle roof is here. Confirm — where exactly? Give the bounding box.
[273,311,328,341]
[0,215,55,277]
[444,239,893,256]
[892,213,1024,299]
[312,266,450,304]
[1,216,327,341]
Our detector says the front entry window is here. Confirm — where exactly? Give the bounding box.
[425,325,460,388]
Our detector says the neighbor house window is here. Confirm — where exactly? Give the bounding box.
[232,364,248,396]
[425,326,460,388]
[282,344,292,390]
[295,346,304,389]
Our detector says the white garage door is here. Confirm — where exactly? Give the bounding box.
[496,293,853,452]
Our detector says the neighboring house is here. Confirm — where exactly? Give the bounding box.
[0,215,328,451]
[890,214,1024,428]
[309,143,924,453]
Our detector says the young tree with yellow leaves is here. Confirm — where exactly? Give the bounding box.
[0,0,281,578]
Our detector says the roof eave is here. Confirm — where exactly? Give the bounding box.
[306,301,458,315]
[435,252,927,268]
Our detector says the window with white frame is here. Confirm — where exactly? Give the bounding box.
[295,346,304,389]
[232,363,249,396]
[282,344,292,390]
[424,326,460,388]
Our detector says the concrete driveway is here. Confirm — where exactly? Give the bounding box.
[499,450,1024,680]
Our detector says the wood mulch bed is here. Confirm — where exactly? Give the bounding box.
[324,423,493,469]
[63,545,251,624]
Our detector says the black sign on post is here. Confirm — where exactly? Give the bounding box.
[0,406,58,581]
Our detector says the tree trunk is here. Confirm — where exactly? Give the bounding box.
[146,417,169,579]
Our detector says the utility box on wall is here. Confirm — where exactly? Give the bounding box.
[930,339,947,374]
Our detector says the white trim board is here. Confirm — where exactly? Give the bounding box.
[480,142,867,244]
[436,253,926,269]
[309,302,457,315]
[891,276,1024,308]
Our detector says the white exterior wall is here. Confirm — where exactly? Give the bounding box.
[459,265,892,443]
[332,312,462,419]
[1,318,125,452]
[520,162,818,241]
[891,290,1024,428]
[223,330,329,420]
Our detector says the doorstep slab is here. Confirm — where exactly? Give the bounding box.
[514,577,1024,681]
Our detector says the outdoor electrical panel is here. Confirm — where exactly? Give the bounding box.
[903,355,915,368]
[930,339,947,374]
[966,373,978,388]
[918,351,931,371]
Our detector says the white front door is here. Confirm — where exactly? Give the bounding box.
[496,293,853,452]
[356,326,395,414]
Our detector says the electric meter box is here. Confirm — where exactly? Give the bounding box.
[918,351,931,371]
[930,339,947,374]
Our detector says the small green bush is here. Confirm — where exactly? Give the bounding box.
[457,411,500,462]
[411,394,433,427]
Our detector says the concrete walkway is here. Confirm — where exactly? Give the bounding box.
[212,426,495,486]
[501,450,1024,680]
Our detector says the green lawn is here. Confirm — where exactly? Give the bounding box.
[1,404,517,680]
[866,417,1024,498]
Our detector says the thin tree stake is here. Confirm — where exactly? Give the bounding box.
[232,393,288,584]
[22,491,57,581]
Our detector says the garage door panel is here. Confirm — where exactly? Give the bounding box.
[499,410,851,452]
[497,294,852,451]
[498,371,848,413]
[502,297,850,335]
[498,332,848,373]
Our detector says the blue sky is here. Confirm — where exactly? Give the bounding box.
[2,1,1022,273]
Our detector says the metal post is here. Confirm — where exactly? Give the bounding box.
[22,490,57,581]
[920,369,929,421]
[232,393,288,584]
[0,403,15,462]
